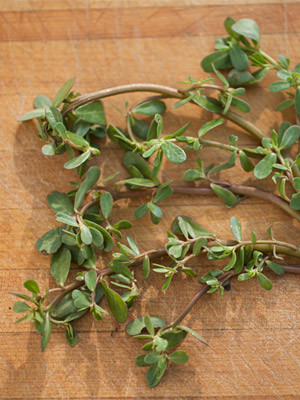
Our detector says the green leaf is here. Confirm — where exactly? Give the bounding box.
[229,43,249,71]
[133,100,166,115]
[13,301,31,313]
[224,250,237,271]
[117,178,156,187]
[126,317,165,335]
[227,69,254,86]
[133,203,148,219]
[24,280,40,294]
[269,81,291,93]
[65,325,78,346]
[238,272,252,281]
[64,150,91,169]
[231,96,250,113]
[290,192,300,210]
[146,359,167,387]
[56,213,79,227]
[127,236,140,255]
[42,143,56,156]
[47,191,74,215]
[52,77,75,107]
[66,132,89,148]
[161,330,187,350]
[210,184,238,208]
[100,192,113,219]
[251,231,257,244]
[172,216,213,237]
[144,353,162,364]
[74,101,106,125]
[36,227,62,254]
[279,125,300,149]
[230,216,242,241]
[212,64,229,87]
[41,313,51,351]
[192,94,223,113]
[232,18,260,42]
[18,108,45,121]
[143,256,150,279]
[80,224,93,245]
[153,186,174,203]
[136,354,148,367]
[100,280,127,322]
[178,325,207,344]
[34,95,51,109]
[161,141,186,164]
[72,289,91,309]
[50,247,71,286]
[276,98,295,111]
[239,150,254,172]
[198,118,224,137]
[296,87,300,115]
[75,166,100,210]
[168,350,189,365]
[130,116,149,140]
[144,315,155,336]
[266,260,285,275]
[253,153,277,179]
[147,203,162,219]
[209,151,236,175]
[201,51,232,72]
[257,272,272,290]
[110,261,133,279]
[85,270,97,291]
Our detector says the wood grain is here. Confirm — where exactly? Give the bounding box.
[1,0,300,399]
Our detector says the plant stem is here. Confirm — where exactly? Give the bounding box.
[224,110,267,140]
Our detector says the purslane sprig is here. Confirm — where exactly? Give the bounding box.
[13,16,300,387]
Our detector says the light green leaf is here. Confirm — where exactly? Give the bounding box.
[257,272,273,290]
[24,280,40,294]
[56,213,79,227]
[143,256,150,279]
[13,301,31,313]
[239,150,254,172]
[290,192,300,210]
[201,51,232,72]
[279,125,300,149]
[64,150,90,169]
[85,270,97,291]
[276,98,295,111]
[144,315,155,336]
[116,178,156,187]
[80,224,93,245]
[269,81,291,93]
[52,77,75,107]
[50,247,71,286]
[253,153,277,179]
[42,144,56,156]
[126,317,165,335]
[134,203,149,219]
[41,313,51,351]
[161,141,186,164]
[67,132,89,148]
[230,216,242,241]
[18,108,45,122]
[198,118,224,137]
[34,95,51,109]
[266,260,285,275]
[100,280,127,322]
[192,93,223,113]
[75,101,106,125]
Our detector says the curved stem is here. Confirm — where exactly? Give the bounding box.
[224,110,267,140]
[62,84,183,116]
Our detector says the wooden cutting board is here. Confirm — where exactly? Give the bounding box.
[0,1,299,398]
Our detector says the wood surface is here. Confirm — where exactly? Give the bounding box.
[1,0,300,399]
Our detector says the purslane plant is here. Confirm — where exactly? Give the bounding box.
[13,17,300,387]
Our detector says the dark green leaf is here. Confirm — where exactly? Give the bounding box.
[143,256,150,279]
[72,289,91,309]
[239,150,254,172]
[80,224,93,245]
[146,359,167,387]
[126,317,165,335]
[290,192,300,210]
[229,43,249,71]
[201,51,232,72]
[234,247,244,274]
[117,178,156,188]
[253,153,277,179]
[168,350,189,365]
[280,125,300,149]
[50,247,71,286]
[276,98,295,111]
[257,272,272,290]
[41,313,51,351]
[198,118,224,137]
[161,141,186,164]
[172,216,213,237]
[192,94,223,113]
[144,315,155,336]
[75,166,100,210]
[227,69,254,86]
[130,116,149,140]
[100,280,127,322]
[266,260,285,275]
[110,260,133,279]
[52,77,75,107]
[133,100,166,115]
[24,280,40,294]
[232,18,260,42]
[65,325,78,346]
[231,96,250,113]
[36,227,62,254]
[136,354,148,367]
[210,184,238,208]
[74,101,106,125]
[47,191,74,215]
[153,186,174,203]
[100,192,113,219]
[178,325,206,344]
